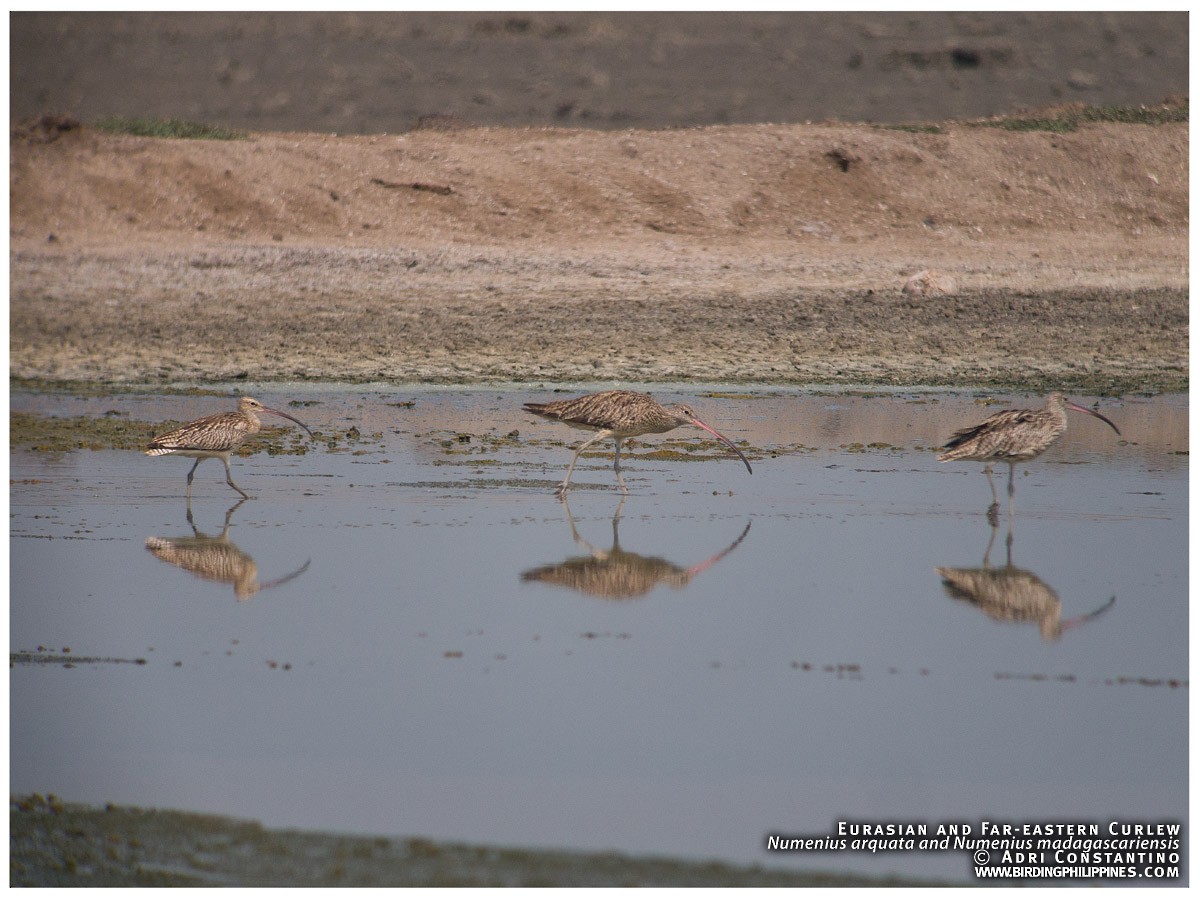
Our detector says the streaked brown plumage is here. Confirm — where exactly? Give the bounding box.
[938,392,1120,504]
[936,519,1115,641]
[521,497,751,600]
[938,565,1113,642]
[146,397,314,499]
[146,501,310,601]
[145,534,262,601]
[523,390,752,496]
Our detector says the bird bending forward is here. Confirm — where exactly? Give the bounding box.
[146,397,314,499]
[938,392,1120,505]
[523,389,752,496]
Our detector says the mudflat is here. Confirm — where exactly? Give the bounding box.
[9,13,1189,392]
[8,15,1189,890]
[10,115,1187,392]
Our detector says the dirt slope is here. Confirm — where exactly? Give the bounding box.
[9,117,1188,390]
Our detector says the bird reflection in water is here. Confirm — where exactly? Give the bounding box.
[521,496,751,601]
[145,500,311,601]
[935,517,1114,642]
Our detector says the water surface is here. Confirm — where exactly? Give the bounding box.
[10,386,1188,882]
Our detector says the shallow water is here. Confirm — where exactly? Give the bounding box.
[9,386,1188,883]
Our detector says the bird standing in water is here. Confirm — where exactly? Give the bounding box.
[523,389,752,496]
[938,392,1120,512]
[146,397,314,499]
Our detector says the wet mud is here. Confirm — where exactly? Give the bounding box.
[9,795,943,887]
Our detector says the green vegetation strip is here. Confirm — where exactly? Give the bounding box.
[882,101,1188,135]
[10,412,309,455]
[93,116,247,140]
[967,101,1188,133]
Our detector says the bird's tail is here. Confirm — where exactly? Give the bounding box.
[145,446,176,456]
[936,423,989,461]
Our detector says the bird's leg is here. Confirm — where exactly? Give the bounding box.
[555,431,609,497]
[610,495,627,550]
[612,494,626,526]
[560,494,585,545]
[222,456,252,500]
[221,499,244,538]
[185,458,202,501]
[613,438,628,494]
[559,495,608,560]
[983,463,999,520]
[981,518,997,568]
[1007,462,1016,498]
[1007,462,1017,524]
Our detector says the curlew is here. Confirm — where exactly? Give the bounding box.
[523,390,752,496]
[938,392,1120,508]
[146,397,314,500]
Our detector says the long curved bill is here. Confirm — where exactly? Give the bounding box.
[1065,401,1121,436]
[263,406,315,439]
[1059,595,1116,634]
[689,417,753,474]
[686,520,752,577]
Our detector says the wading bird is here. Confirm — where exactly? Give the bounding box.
[938,392,1120,510]
[146,397,314,499]
[523,389,752,496]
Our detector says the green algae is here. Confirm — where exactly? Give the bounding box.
[11,651,148,668]
[639,448,738,462]
[388,478,567,490]
[11,412,163,453]
[10,412,314,457]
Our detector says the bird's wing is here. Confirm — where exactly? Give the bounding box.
[942,408,1034,450]
[148,413,253,451]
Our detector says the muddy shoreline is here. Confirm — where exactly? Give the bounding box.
[10,118,1188,395]
[9,795,948,887]
[9,250,1188,394]
[10,15,1188,888]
